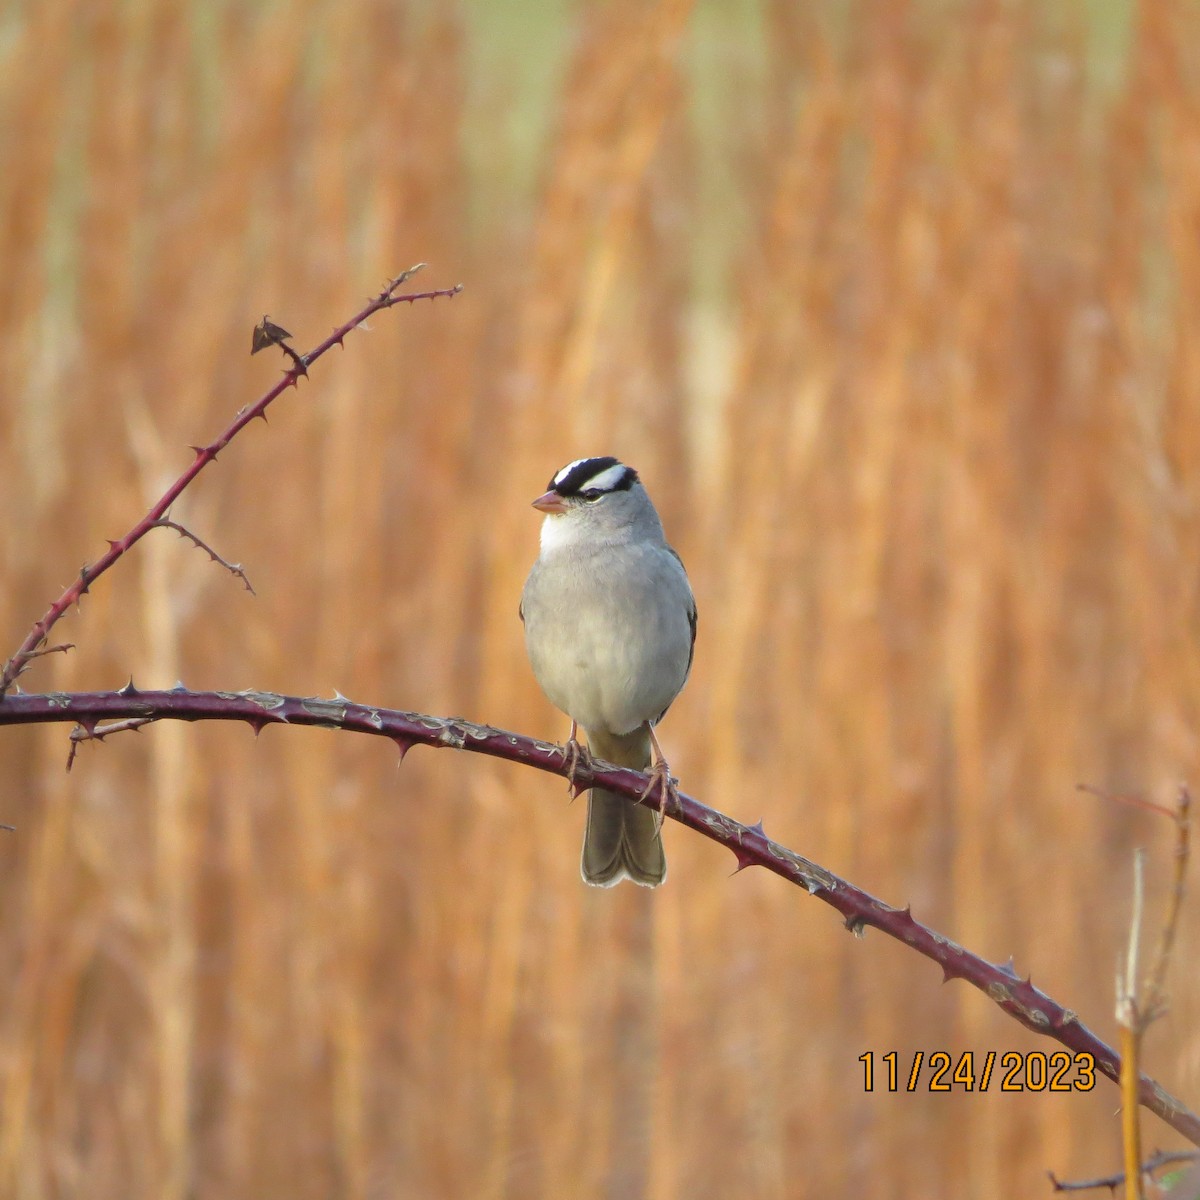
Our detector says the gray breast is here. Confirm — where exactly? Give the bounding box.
[522,541,693,735]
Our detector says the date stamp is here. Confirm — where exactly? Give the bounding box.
[858,1050,1096,1092]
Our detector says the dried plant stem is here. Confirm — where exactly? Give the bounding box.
[0,267,461,697]
[1109,789,1193,1200]
[0,685,1197,1148]
[1117,849,1146,1200]
[1119,1021,1143,1200]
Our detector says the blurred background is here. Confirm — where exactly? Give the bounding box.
[1,0,1198,1196]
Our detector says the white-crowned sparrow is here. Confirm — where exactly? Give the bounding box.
[520,456,696,887]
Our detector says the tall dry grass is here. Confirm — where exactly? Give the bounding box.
[0,0,1197,1196]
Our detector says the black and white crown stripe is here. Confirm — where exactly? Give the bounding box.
[549,457,639,497]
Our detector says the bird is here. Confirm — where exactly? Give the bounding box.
[520,456,696,887]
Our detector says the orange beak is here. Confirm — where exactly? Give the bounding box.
[532,490,568,514]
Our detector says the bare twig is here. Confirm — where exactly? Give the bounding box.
[0,267,461,696]
[1077,783,1177,821]
[23,643,75,663]
[1049,1149,1200,1193]
[1144,785,1191,1022]
[149,519,255,594]
[0,685,1197,1147]
[65,715,157,772]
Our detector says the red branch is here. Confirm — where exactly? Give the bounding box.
[0,686,1196,1147]
[0,268,461,696]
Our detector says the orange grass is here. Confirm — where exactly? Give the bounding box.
[0,1,1197,1197]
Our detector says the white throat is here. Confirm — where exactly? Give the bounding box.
[539,513,586,555]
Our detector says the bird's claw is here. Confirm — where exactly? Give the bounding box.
[561,721,592,798]
[639,757,678,834]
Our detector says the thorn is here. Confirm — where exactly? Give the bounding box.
[332,690,349,702]
[942,966,955,983]
[107,539,121,552]
[729,844,758,873]
[393,736,414,762]
[747,819,766,838]
[246,717,266,738]
[996,957,1019,979]
[172,680,187,692]
[845,914,867,939]
[189,445,206,457]
[117,677,139,697]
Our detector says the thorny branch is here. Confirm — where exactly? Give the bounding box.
[0,265,461,697]
[0,686,1197,1148]
[149,520,255,594]
[2,267,1196,1169]
[1048,1149,1200,1193]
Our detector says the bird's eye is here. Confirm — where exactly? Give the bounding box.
[581,489,603,502]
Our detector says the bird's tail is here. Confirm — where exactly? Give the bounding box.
[580,725,666,888]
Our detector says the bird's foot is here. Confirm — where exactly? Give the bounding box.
[642,727,679,832]
[561,721,593,798]
[639,743,678,834]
